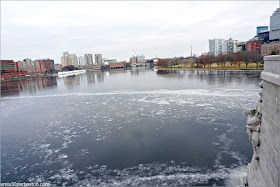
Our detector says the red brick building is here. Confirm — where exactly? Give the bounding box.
[109,61,126,69]
[1,60,34,79]
[261,42,280,56]
[1,60,16,79]
[34,60,45,74]
[247,41,264,52]
[16,61,24,72]
[41,59,55,73]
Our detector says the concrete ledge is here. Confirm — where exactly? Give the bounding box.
[264,55,280,61]
[262,55,280,86]
[261,71,280,86]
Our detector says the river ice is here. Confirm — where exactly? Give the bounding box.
[1,87,258,186]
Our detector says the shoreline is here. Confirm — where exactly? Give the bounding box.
[1,74,57,82]
[1,67,263,82]
[155,67,263,71]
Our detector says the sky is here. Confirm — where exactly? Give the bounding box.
[1,1,279,64]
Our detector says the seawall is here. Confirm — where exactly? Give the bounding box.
[246,55,280,186]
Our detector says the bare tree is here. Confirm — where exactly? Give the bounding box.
[242,51,255,69]
[234,53,243,69]
[197,56,205,68]
[156,59,169,67]
[217,54,227,68]
[204,55,210,68]
[178,57,185,68]
[209,55,215,68]
[226,53,235,68]
[251,51,263,68]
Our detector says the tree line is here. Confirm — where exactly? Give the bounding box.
[156,50,265,69]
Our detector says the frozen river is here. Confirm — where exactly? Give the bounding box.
[1,68,261,186]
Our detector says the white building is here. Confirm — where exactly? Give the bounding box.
[269,8,280,41]
[61,52,78,67]
[69,54,78,67]
[226,38,238,54]
[61,52,70,67]
[84,54,93,65]
[130,54,146,66]
[222,41,228,55]
[130,55,137,66]
[222,38,238,55]
[137,55,146,63]
[210,38,237,56]
[209,39,224,56]
[95,54,102,64]
[78,56,85,65]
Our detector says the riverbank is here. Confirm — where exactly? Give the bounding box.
[155,67,263,71]
[1,74,57,82]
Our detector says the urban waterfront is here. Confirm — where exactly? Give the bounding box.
[1,68,261,186]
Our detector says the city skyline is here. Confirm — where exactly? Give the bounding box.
[1,1,279,64]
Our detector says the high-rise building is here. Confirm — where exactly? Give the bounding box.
[209,39,224,56]
[78,56,85,65]
[226,38,238,54]
[95,54,102,64]
[257,31,270,43]
[84,54,93,65]
[61,52,78,67]
[257,26,269,35]
[69,54,78,67]
[269,8,280,41]
[61,52,69,67]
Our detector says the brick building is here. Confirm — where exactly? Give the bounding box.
[1,60,16,79]
[247,40,264,52]
[23,58,36,73]
[261,42,280,56]
[40,59,55,73]
[109,61,126,69]
[34,60,45,74]
[16,61,24,72]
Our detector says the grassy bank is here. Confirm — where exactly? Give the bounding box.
[157,61,264,70]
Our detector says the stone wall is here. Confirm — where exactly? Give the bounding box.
[246,55,280,187]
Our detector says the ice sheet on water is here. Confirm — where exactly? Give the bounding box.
[2,87,258,186]
[27,161,248,186]
[1,88,260,100]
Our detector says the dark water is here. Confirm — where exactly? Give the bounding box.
[1,68,261,186]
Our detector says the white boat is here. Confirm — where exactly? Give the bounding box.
[58,70,86,77]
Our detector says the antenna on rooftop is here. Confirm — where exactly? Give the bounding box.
[191,45,192,57]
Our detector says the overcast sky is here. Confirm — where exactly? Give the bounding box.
[1,1,279,64]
